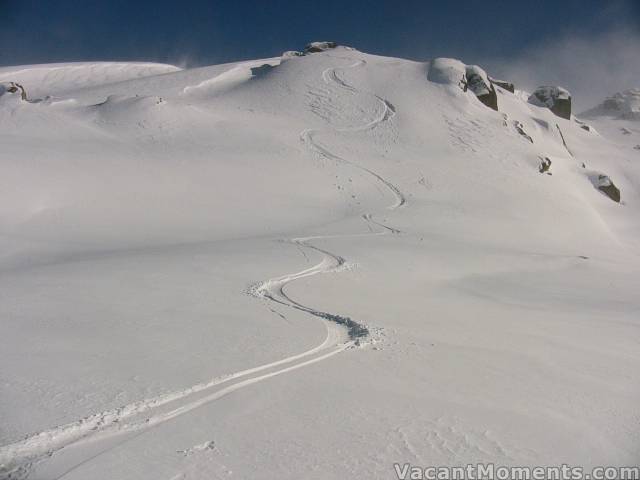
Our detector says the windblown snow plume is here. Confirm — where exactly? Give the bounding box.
[487,27,640,111]
[581,88,640,120]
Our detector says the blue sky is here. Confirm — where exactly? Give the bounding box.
[0,0,638,67]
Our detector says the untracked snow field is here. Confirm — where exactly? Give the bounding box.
[1,47,639,479]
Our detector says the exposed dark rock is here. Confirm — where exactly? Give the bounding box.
[0,81,27,101]
[634,145,640,150]
[514,121,533,143]
[553,100,572,119]
[539,157,552,174]
[529,86,572,120]
[556,124,573,157]
[465,65,498,111]
[476,84,498,111]
[304,41,338,53]
[574,118,594,132]
[594,174,621,203]
[489,77,515,93]
[250,64,276,77]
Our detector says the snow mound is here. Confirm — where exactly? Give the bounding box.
[0,62,180,98]
[181,58,281,97]
[88,94,165,118]
[427,57,466,86]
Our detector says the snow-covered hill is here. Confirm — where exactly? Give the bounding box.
[1,46,639,479]
[581,88,640,121]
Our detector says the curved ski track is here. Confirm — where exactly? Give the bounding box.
[252,58,405,344]
[0,57,406,480]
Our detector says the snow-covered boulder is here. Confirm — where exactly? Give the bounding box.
[465,65,498,111]
[0,81,27,101]
[304,41,338,53]
[464,65,491,96]
[538,156,552,174]
[581,89,640,120]
[250,64,276,77]
[528,86,572,120]
[489,77,515,93]
[427,59,499,111]
[592,174,621,203]
[282,50,304,59]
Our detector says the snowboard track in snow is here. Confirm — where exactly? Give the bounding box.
[0,56,406,480]
[252,57,405,343]
[250,236,369,340]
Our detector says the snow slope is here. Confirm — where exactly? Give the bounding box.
[1,47,639,479]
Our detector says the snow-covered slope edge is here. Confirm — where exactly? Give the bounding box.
[0,62,181,99]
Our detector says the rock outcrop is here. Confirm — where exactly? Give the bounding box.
[250,64,276,77]
[574,119,595,132]
[528,86,571,120]
[465,65,498,111]
[304,41,338,53]
[514,121,533,143]
[428,59,500,111]
[538,157,552,174]
[0,81,27,101]
[489,77,515,93]
[594,174,621,203]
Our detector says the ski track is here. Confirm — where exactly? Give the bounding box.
[0,56,406,480]
[252,57,405,343]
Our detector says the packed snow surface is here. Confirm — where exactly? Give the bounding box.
[1,47,639,479]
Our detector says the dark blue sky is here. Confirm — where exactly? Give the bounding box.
[0,0,638,67]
